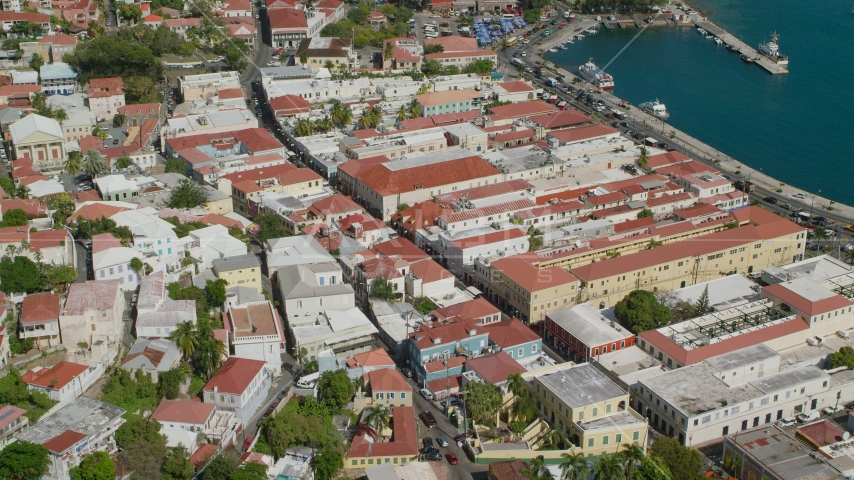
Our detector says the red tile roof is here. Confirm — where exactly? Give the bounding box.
[67,203,129,222]
[548,123,619,143]
[269,94,311,115]
[451,228,527,250]
[0,405,26,430]
[491,256,578,292]
[360,257,404,281]
[30,229,70,252]
[587,191,629,205]
[423,35,478,52]
[464,351,525,384]
[673,203,725,219]
[87,77,123,98]
[308,194,361,219]
[118,103,162,116]
[433,298,500,322]
[390,201,446,234]
[21,361,89,390]
[424,355,466,373]
[365,368,411,392]
[639,316,810,366]
[346,348,394,369]
[91,233,122,254]
[268,8,307,29]
[613,216,656,233]
[488,101,557,119]
[0,198,46,217]
[484,318,540,349]
[338,214,386,233]
[43,430,86,454]
[434,179,532,207]
[646,151,691,168]
[347,406,418,458]
[74,190,102,203]
[497,80,536,93]
[410,319,483,349]
[0,12,49,22]
[427,374,462,394]
[38,33,78,45]
[493,128,534,143]
[202,357,267,395]
[190,444,219,467]
[515,200,584,220]
[763,282,854,317]
[438,198,536,225]
[372,238,430,262]
[797,420,845,447]
[529,109,593,129]
[20,293,60,324]
[152,400,215,425]
[409,258,453,284]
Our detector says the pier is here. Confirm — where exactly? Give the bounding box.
[692,19,789,75]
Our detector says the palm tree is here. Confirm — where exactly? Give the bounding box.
[396,105,409,122]
[31,92,47,109]
[365,405,390,434]
[560,452,590,480]
[294,118,315,137]
[54,108,67,122]
[4,244,16,258]
[33,251,43,273]
[408,99,422,118]
[511,393,537,424]
[594,455,625,480]
[296,347,308,369]
[618,443,645,480]
[506,372,527,398]
[383,41,395,63]
[636,146,649,170]
[92,125,108,141]
[324,60,335,70]
[113,113,126,127]
[82,149,107,178]
[19,239,29,255]
[330,102,352,126]
[15,184,30,199]
[65,151,82,175]
[299,51,309,65]
[171,321,198,359]
[358,107,382,129]
[315,116,333,133]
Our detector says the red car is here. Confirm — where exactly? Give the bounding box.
[445,453,459,465]
[273,48,284,54]
[243,436,254,452]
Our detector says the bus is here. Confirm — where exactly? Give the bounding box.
[505,36,518,47]
[502,13,516,19]
[511,58,525,68]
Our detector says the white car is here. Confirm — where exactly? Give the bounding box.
[105,134,113,139]
[792,193,806,199]
[776,417,796,427]
[823,405,844,415]
[212,56,225,62]
[430,14,440,18]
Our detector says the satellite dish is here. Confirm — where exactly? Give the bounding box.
[844,432,851,441]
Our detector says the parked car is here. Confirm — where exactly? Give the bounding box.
[776,417,796,427]
[796,410,819,423]
[423,449,441,461]
[243,436,254,451]
[845,401,854,409]
[764,196,778,205]
[453,431,474,442]
[445,453,459,465]
[823,405,844,415]
[401,368,413,378]
[437,436,449,447]
[420,388,434,400]
[792,193,807,199]
[420,411,437,428]
[422,437,434,451]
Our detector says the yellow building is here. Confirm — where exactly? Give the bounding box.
[8,113,65,172]
[347,406,418,468]
[531,363,648,458]
[571,207,806,308]
[295,37,356,71]
[212,254,262,293]
[487,256,579,324]
[203,189,234,215]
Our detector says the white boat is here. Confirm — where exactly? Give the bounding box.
[758,32,789,65]
[704,34,714,39]
[697,28,707,34]
[639,99,670,120]
[576,34,585,39]
[714,37,722,44]
[548,48,558,52]
[578,58,614,89]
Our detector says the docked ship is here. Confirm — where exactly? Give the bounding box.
[578,58,614,89]
[639,99,670,120]
[758,32,788,65]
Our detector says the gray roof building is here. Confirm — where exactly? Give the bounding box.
[212,253,261,272]
[17,396,125,446]
[537,363,627,409]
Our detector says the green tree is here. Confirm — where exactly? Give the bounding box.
[293,118,315,137]
[317,369,354,410]
[69,451,115,480]
[646,239,662,250]
[694,285,710,316]
[424,44,444,54]
[115,415,164,448]
[254,211,289,241]
[595,455,625,480]
[0,441,50,480]
[82,149,108,178]
[637,208,654,219]
[205,453,241,480]
[0,209,30,227]
[160,446,194,480]
[396,104,410,122]
[636,454,672,480]
[67,35,163,84]
[330,100,352,126]
[48,193,76,225]
[464,381,501,425]
[124,75,160,104]
[119,3,143,22]
[649,436,703,480]
[0,256,41,293]
[560,452,591,480]
[311,448,343,480]
[365,404,390,432]
[347,6,370,24]
[164,157,188,175]
[204,278,228,307]
[225,46,249,73]
[231,461,268,480]
[619,443,646,480]
[113,113,126,127]
[115,153,133,170]
[167,178,209,209]
[65,151,83,176]
[411,297,437,315]
[117,438,167,479]
[130,257,145,276]
[614,290,672,334]
[0,177,15,198]
[29,52,45,70]
[171,321,199,360]
[463,59,495,74]
[422,59,442,75]
[369,275,396,301]
[158,366,189,399]
[830,346,854,369]
[636,146,649,169]
[15,184,30,200]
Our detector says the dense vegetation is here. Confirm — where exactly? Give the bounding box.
[614,290,672,333]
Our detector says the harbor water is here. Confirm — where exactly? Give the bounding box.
[545,0,854,204]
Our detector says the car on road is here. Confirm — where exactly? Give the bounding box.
[430,14,440,18]
[764,196,778,205]
[277,388,289,400]
[446,453,459,465]
[401,368,412,378]
[846,401,854,410]
[423,449,441,461]
[420,411,437,428]
[453,431,474,443]
[823,405,844,415]
[782,203,792,210]
[814,216,828,224]
[112,139,119,145]
[792,193,807,200]
[420,388,433,400]
[437,436,449,447]
[422,437,434,451]
[212,56,225,62]
[265,401,279,415]
[243,436,254,451]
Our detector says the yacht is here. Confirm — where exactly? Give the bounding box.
[758,32,788,65]
[740,53,755,63]
[578,58,614,89]
[639,99,670,120]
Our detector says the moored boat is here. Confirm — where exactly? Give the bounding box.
[639,99,670,120]
[758,32,788,65]
[578,58,614,89]
[741,53,754,63]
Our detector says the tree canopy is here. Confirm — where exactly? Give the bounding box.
[317,369,354,409]
[167,179,209,209]
[254,211,289,241]
[649,436,703,480]
[0,256,42,294]
[369,276,396,301]
[614,290,672,334]
[0,209,30,227]
[831,346,854,369]
[66,35,163,84]
[69,451,115,480]
[0,441,50,480]
[464,381,501,426]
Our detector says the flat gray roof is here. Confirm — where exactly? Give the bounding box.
[575,409,645,431]
[18,397,125,445]
[750,366,828,394]
[538,363,627,409]
[213,253,261,271]
[728,425,842,480]
[704,344,778,373]
[547,303,631,349]
[668,274,760,309]
[639,362,761,417]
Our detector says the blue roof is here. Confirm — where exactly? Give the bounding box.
[39,63,77,80]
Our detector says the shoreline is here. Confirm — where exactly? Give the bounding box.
[526,10,854,227]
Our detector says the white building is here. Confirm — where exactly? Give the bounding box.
[136,271,196,338]
[225,301,285,372]
[58,280,125,364]
[266,235,334,270]
[186,224,248,271]
[121,338,182,382]
[291,307,378,362]
[436,226,529,277]
[22,361,103,406]
[151,399,240,450]
[92,247,141,291]
[278,262,355,320]
[202,357,272,424]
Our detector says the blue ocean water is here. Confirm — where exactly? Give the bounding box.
[546,0,854,204]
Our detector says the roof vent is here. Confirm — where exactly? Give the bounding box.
[469,329,477,336]
[433,337,442,344]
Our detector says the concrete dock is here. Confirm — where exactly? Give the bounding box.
[692,19,789,75]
